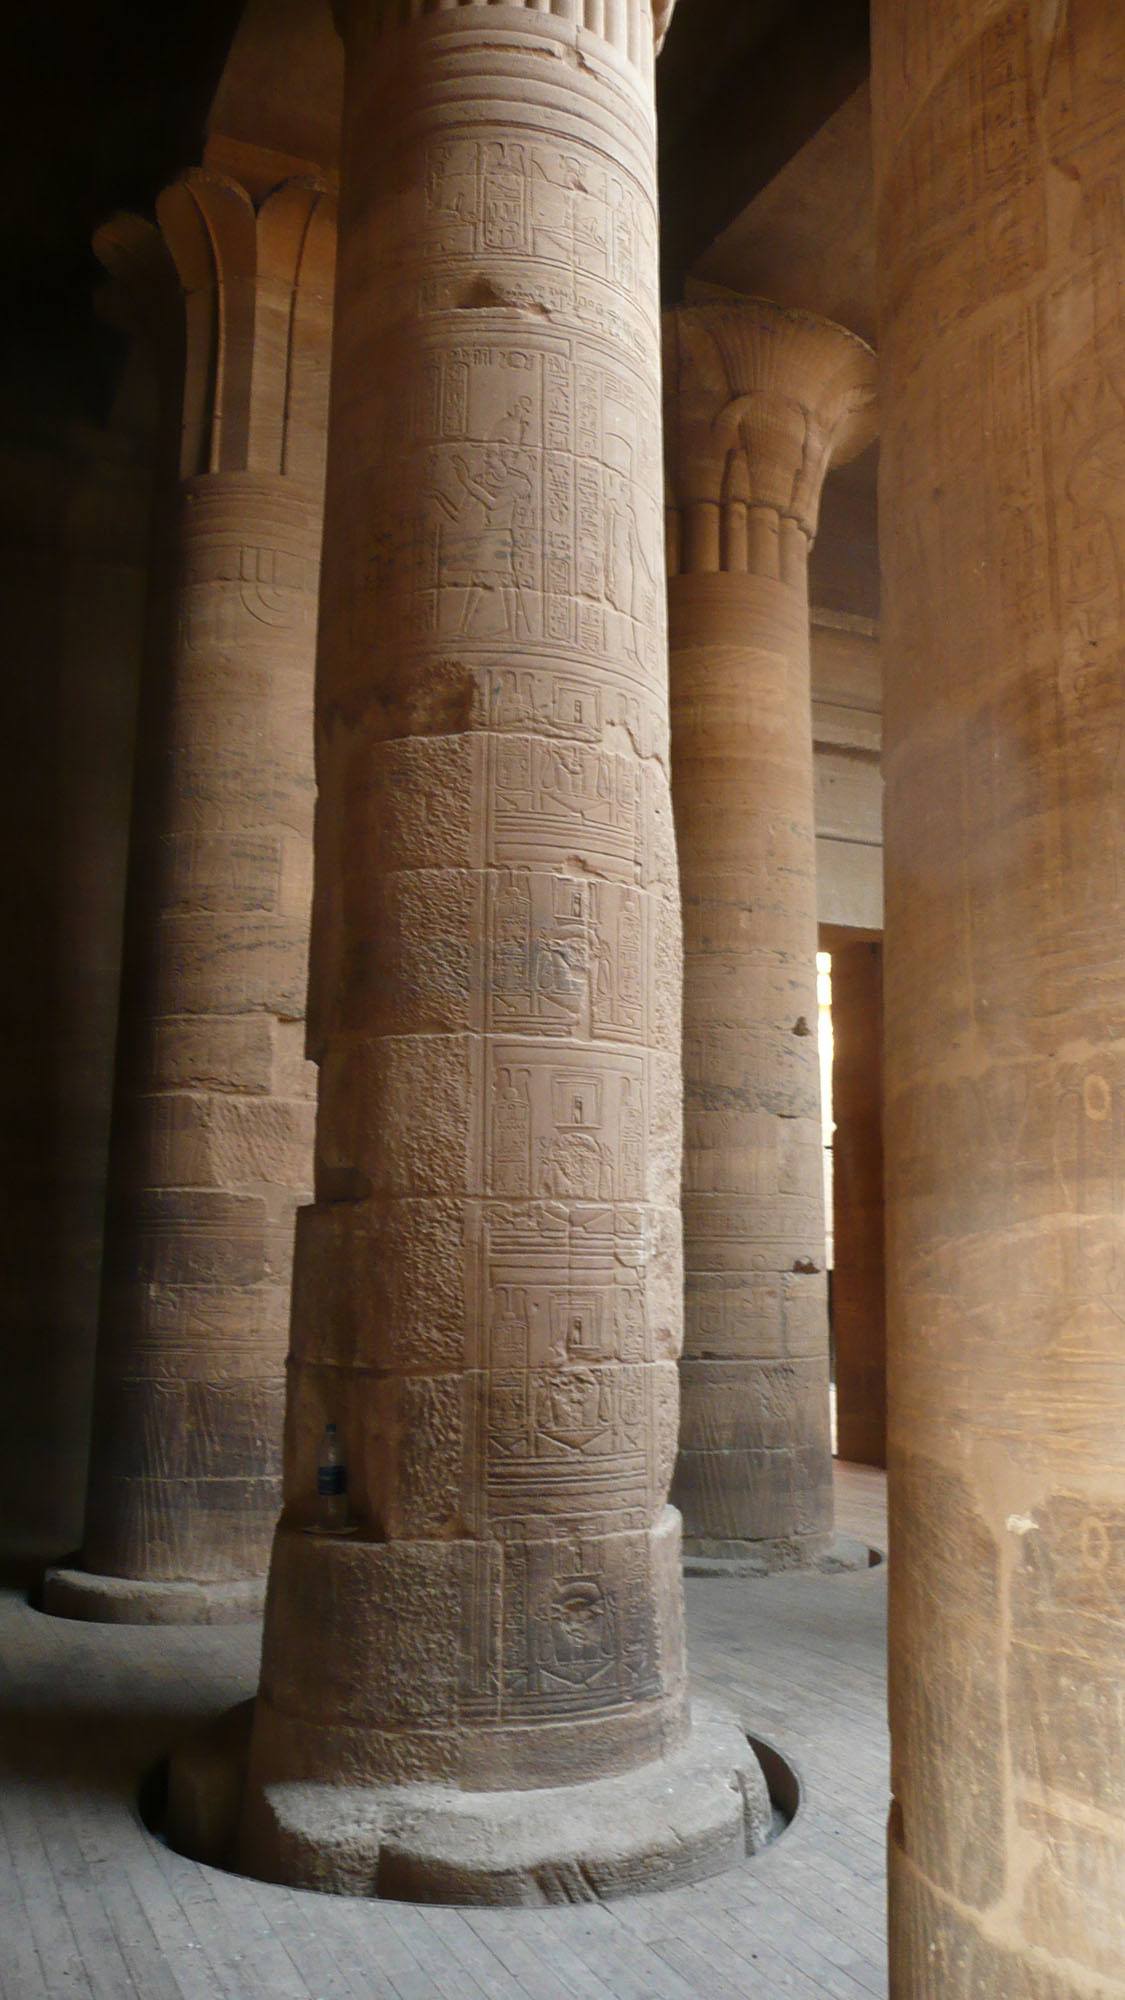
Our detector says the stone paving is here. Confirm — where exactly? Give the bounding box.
[0,1465,887,1999]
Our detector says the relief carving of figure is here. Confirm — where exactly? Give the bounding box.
[425,141,480,251]
[493,395,534,445]
[532,934,585,1010]
[536,1575,616,1692]
[589,924,615,1012]
[538,1129,613,1199]
[604,471,654,662]
[534,1369,611,1452]
[429,446,534,637]
[614,1286,645,1361]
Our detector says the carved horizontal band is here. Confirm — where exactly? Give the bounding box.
[334,0,675,67]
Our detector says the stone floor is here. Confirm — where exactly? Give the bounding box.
[0,1464,888,2000]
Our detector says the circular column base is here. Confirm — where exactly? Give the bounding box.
[683,1533,878,1578]
[42,1566,267,1626]
[167,1700,775,1905]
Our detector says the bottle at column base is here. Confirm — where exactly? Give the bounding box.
[315,1423,350,1534]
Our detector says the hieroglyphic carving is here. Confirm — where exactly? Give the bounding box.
[873,5,1125,1985]
[488,1362,647,1501]
[245,0,687,1807]
[420,137,658,352]
[405,337,662,676]
[484,664,666,761]
[487,872,586,1035]
[488,737,641,882]
[178,539,320,651]
[497,1530,660,1717]
[590,884,645,1041]
[1053,179,1125,774]
[486,1045,645,1204]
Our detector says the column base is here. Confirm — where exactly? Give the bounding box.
[42,1566,266,1625]
[165,1699,774,1905]
[683,1533,876,1577]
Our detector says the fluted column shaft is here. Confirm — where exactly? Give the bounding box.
[664,303,875,1567]
[872,0,1125,1989]
[56,173,336,1616]
[242,0,692,1838]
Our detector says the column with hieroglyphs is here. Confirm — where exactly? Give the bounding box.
[233,0,771,1904]
[663,302,875,1572]
[872,0,1125,1988]
[44,170,336,1624]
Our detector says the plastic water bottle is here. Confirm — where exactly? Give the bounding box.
[317,1421,348,1531]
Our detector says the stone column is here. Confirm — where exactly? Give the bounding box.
[44,171,336,1625]
[873,1,1125,1990]
[663,303,876,1572]
[233,0,769,1904]
[830,939,885,1468]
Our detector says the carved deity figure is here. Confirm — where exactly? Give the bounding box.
[537,1575,615,1690]
[604,469,653,661]
[430,446,534,636]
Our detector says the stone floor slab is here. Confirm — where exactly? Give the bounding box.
[1,1463,888,1998]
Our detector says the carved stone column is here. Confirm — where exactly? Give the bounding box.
[872,1,1125,1988]
[831,939,885,1469]
[229,0,770,1903]
[44,171,336,1624]
[663,302,875,1571]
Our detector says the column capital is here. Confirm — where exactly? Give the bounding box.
[663,300,876,551]
[95,170,336,486]
[334,0,675,61]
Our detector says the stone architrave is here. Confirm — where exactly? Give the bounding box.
[44,171,336,1625]
[663,302,876,1572]
[231,0,770,1903]
[872,0,1125,1989]
[831,939,885,1469]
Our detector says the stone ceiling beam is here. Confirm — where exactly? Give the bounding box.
[657,0,870,301]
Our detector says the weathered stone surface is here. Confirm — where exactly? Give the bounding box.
[873,0,1125,1986]
[663,300,875,1568]
[67,167,335,1614]
[683,1531,871,1578]
[184,1696,770,1904]
[234,0,750,1902]
[830,939,885,1468]
[41,1567,265,1625]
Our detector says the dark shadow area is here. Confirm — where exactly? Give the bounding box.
[0,6,246,1575]
[749,1734,802,1842]
[657,0,870,299]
